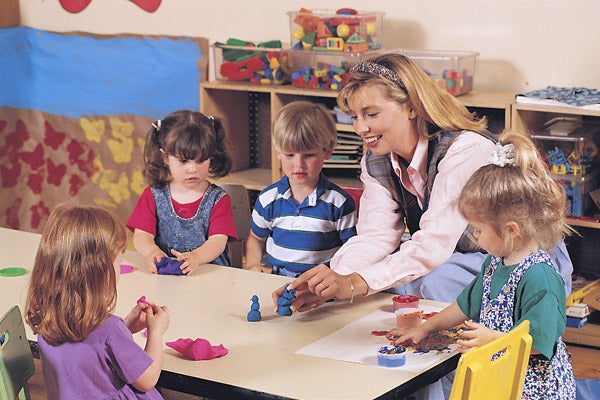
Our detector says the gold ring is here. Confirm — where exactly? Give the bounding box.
[319,282,327,289]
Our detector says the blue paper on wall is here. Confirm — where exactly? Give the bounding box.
[0,26,206,119]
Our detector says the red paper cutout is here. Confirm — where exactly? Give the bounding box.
[27,170,45,195]
[20,143,45,170]
[30,201,50,229]
[46,159,66,187]
[6,199,22,229]
[44,122,66,150]
[68,174,85,196]
[59,0,161,13]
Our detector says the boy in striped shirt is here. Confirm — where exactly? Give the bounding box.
[245,101,358,277]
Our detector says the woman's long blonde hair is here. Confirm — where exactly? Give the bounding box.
[337,52,487,139]
[25,203,127,345]
[458,130,572,252]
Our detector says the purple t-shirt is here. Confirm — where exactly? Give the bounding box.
[38,314,163,400]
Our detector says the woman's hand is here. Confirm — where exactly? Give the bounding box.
[271,264,363,312]
[455,320,503,353]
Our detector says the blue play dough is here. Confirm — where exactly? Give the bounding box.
[156,257,184,275]
[277,285,296,316]
[247,295,262,322]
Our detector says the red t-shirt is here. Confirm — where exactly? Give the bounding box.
[127,187,238,241]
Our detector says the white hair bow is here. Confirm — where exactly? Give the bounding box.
[490,143,515,167]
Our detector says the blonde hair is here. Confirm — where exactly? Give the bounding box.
[458,130,571,252]
[272,101,337,153]
[25,203,128,345]
[337,52,487,139]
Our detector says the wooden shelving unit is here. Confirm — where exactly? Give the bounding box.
[512,101,600,347]
[200,81,513,190]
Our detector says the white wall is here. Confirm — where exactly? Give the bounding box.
[19,0,600,93]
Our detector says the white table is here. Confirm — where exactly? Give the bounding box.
[0,227,458,400]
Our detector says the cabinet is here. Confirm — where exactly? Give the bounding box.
[200,81,513,191]
[512,101,600,347]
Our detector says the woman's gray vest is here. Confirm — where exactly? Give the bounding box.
[365,130,495,253]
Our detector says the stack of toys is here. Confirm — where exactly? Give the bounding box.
[213,38,291,85]
[286,8,385,90]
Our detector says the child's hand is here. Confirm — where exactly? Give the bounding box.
[455,320,503,352]
[147,251,167,274]
[387,325,429,346]
[171,249,199,275]
[145,304,170,337]
[123,297,156,334]
[245,264,266,273]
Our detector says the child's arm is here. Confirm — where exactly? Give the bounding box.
[171,233,228,275]
[132,229,167,274]
[245,232,268,272]
[390,302,467,345]
[131,304,170,392]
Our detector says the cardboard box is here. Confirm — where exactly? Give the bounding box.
[566,315,588,328]
[212,39,291,85]
[391,49,479,96]
[288,8,384,53]
[567,276,600,307]
[566,303,591,318]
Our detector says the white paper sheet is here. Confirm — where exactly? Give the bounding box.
[296,305,460,372]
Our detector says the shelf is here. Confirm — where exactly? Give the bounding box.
[201,81,514,192]
[567,217,600,229]
[564,323,600,348]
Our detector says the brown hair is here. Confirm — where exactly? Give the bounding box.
[272,101,337,153]
[143,110,232,186]
[458,130,572,252]
[337,52,487,139]
[25,203,127,345]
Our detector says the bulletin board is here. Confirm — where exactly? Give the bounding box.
[0,26,208,232]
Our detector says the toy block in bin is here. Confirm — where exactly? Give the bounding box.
[288,8,385,53]
[390,49,479,96]
[213,39,291,84]
[289,49,381,90]
[532,118,600,176]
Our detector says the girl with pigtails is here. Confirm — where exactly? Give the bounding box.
[127,110,237,274]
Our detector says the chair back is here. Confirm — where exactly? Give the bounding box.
[219,184,252,268]
[0,305,35,400]
[449,319,532,400]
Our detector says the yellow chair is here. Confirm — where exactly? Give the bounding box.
[0,306,35,400]
[449,319,532,400]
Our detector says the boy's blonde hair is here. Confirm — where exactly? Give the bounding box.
[25,203,128,346]
[458,130,572,252]
[272,101,337,153]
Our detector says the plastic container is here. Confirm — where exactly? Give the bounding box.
[212,39,291,85]
[288,8,384,53]
[392,295,420,311]
[553,168,600,217]
[532,118,600,176]
[377,345,407,367]
[289,49,380,90]
[391,49,479,96]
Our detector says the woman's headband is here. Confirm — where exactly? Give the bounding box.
[350,61,406,90]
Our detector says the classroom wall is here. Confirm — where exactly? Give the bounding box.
[18,0,600,93]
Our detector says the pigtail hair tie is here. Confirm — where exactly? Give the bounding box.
[152,119,161,132]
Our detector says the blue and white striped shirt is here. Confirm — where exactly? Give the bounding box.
[251,174,358,275]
